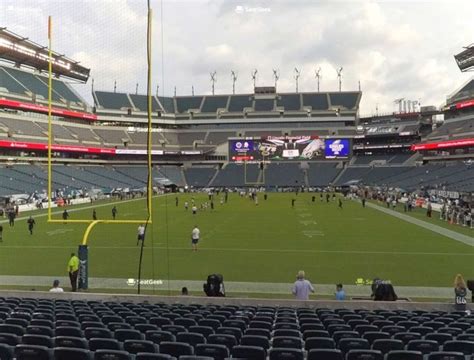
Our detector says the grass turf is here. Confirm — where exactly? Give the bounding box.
[0,193,472,290]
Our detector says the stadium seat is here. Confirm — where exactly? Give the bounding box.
[89,338,121,351]
[0,344,13,360]
[159,341,194,357]
[0,333,19,346]
[55,326,83,337]
[371,339,404,354]
[406,339,439,354]
[54,336,88,349]
[269,348,304,360]
[457,334,474,341]
[14,344,52,360]
[174,318,197,328]
[207,333,237,349]
[94,349,131,360]
[162,325,187,336]
[338,338,370,353]
[114,329,144,342]
[215,326,243,341]
[244,328,271,339]
[0,324,25,336]
[231,345,266,360]
[345,349,384,360]
[84,327,113,340]
[145,330,176,344]
[135,324,159,333]
[240,334,270,349]
[273,329,301,338]
[198,319,221,330]
[223,319,246,332]
[53,347,91,360]
[176,332,206,347]
[5,318,28,328]
[426,352,466,360]
[442,340,474,355]
[304,336,336,350]
[134,354,175,360]
[195,343,229,360]
[392,331,422,344]
[123,339,158,354]
[333,330,360,343]
[25,325,53,337]
[424,332,453,344]
[307,348,344,360]
[188,326,214,338]
[385,350,423,360]
[21,334,53,348]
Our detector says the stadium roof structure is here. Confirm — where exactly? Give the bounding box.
[446,77,474,106]
[454,44,474,72]
[0,27,90,82]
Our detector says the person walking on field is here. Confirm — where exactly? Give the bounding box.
[292,270,315,300]
[112,206,117,220]
[0,224,3,241]
[67,253,80,292]
[92,209,97,221]
[27,216,35,235]
[191,225,200,252]
[62,209,69,224]
[137,224,145,246]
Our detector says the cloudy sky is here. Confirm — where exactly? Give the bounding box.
[1,0,473,114]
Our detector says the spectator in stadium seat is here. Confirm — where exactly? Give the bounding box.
[454,274,467,309]
[292,270,315,300]
[181,287,189,295]
[335,284,346,300]
[49,279,64,293]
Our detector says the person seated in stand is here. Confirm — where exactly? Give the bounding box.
[335,283,346,300]
[49,280,64,293]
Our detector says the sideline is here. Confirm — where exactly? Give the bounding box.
[366,201,473,247]
[0,275,456,298]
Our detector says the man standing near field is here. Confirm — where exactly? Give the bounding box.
[292,270,315,300]
[112,206,117,220]
[27,216,35,235]
[137,224,145,246]
[67,253,79,292]
[191,225,200,251]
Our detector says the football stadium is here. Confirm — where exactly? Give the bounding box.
[0,1,473,359]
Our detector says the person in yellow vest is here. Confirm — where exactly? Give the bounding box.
[67,253,79,292]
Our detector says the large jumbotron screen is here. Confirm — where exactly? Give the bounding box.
[229,136,351,161]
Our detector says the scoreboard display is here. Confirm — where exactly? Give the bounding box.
[229,136,351,161]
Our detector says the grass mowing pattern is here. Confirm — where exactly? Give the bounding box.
[0,193,472,289]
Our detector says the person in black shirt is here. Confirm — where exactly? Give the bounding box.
[62,209,69,224]
[8,210,15,227]
[112,206,117,220]
[291,199,295,208]
[92,209,97,221]
[27,216,36,235]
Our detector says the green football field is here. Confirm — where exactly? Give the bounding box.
[0,193,472,291]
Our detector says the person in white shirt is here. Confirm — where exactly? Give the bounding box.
[191,225,200,251]
[192,205,197,215]
[137,224,145,246]
[49,280,64,293]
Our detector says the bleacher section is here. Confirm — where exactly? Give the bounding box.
[184,167,217,187]
[228,95,253,112]
[201,96,229,113]
[0,296,472,360]
[157,166,186,187]
[210,163,259,187]
[277,94,302,111]
[265,163,305,187]
[302,94,329,111]
[329,92,360,110]
[175,97,203,114]
[206,132,235,145]
[307,163,341,187]
[254,99,275,112]
[426,117,474,140]
[94,91,132,110]
[129,94,161,112]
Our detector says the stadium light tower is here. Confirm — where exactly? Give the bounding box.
[251,69,258,88]
[231,70,237,94]
[114,80,117,93]
[336,67,343,92]
[156,85,159,97]
[210,71,217,95]
[315,67,321,92]
[394,98,404,113]
[294,67,300,93]
[272,69,280,90]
